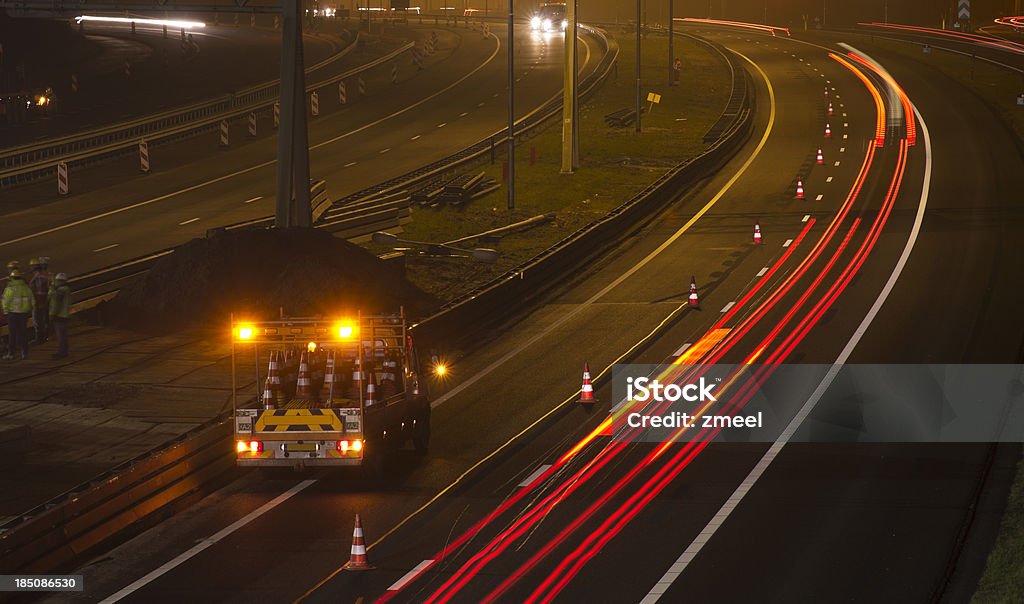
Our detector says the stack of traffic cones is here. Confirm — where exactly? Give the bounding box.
[578,363,597,404]
[321,350,336,405]
[267,351,283,406]
[795,177,805,200]
[346,357,364,400]
[816,147,824,164]
[262,378,276,410]
[365,373,377,408]
[688,276,701,309]
[753,223,763,245]
[295,351,313,401]
[344,514,374,571]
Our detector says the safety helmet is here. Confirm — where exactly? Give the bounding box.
[55,273,68,282]
[39,256,50,267]
[5,260,19,270]
[29,258,41,267]
[9,269,22,278]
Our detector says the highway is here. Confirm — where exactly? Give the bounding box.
[22,21,1024,604]
[1,25,602,281]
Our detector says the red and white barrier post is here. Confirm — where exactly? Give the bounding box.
[139,139,150,173]
[219,119,229,147]
[311,91,320,117]
[57,161,69,195]
[248,111,257,137]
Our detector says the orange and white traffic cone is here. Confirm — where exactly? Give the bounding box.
[262,377,276,410]
[365,373,377,408]
[578,363,597,404]
[824,85,829,97]
[295,351,313,400]
[824,123,832,138]
[795,177,805,200]
[827,102,833,116]
[321,350,336,404]
[267,350,284,405]
[344,514,374,571]
[688,276,701,309]
[346,358,364,400]
[753,223,763,245]
[816,147,824,164]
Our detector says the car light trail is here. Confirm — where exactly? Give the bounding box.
[845,51,916,146]
[74,15,206,29]
[860,22,1024,55]
[677,17,790,37]
[831,53,886,146]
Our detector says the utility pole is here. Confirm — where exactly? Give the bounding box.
[507,0,516,210]
[275,0,312,228]
[668,0,674,86]
[636,0,642,134]
[561,0,579,173]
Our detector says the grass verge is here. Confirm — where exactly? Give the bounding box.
[973,458,1024,603]
[368,30,731,299]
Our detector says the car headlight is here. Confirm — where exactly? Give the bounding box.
[562,19,568,30]
[543,18,552,30]
[530,16,541,29]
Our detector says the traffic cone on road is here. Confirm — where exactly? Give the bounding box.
[346,358,364,400]
[816,147,824,164]
[795,177,805,200]
[578,363,597,404]
[343,514,374,571]
[267,351,285,405]
[824,85,829,97]
[365,373,377,408]
[262,377,276,410]
[321,350,337,404]
[753,223,763,245]
[824,123,832,138]
[688,276,701,309]
[827,102,834,116]
[295,351,313,400]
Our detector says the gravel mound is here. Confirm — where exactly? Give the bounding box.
[102,228,437,332]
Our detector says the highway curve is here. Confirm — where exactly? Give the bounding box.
[1,24,604,282]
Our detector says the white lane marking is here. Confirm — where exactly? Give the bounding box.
[0,35,505,250]
[815,194,824,201]
[840,147,846,153]
[826,79,831,83]
[388,560,435,591]
[411,135,421,141]
[242,196,262,204]
[782,239,792,248]
[843,122,849,127]
[518,464,553,488]
[756,267,769,277]
[802,214,810,222]
[380,148,391,154]
[835,94,841,98]
[459,112,469,117]
[843,134,849,139]
[640,98,933,604]
[178,217,200,226]
[672,343,692,357]
[840,103,844,107]
[834,161,841,167]
[429,50,777,410]
[719,302,736,313]
[92,244,118,253]
[437,122,447,128]
[344,161,358,167]
[843,112,848,117]
[826,177,834,183]
[101,480,317,603]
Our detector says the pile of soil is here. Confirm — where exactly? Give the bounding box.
[101,228,438,332]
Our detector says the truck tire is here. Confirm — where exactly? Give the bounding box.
[412,412,430,454]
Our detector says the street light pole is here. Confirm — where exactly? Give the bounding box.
[636,0,642,134]
[507,0,515,210]
[561,0,578,173]
[668,0,674,86]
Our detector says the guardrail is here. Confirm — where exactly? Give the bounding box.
[0,30,750,579]
[0,33,417,189]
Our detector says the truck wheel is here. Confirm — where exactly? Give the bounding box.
[413,413,430,454]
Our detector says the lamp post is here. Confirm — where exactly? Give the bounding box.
[562,0,579,173]
[636,0,642,134]
[507,0,516,210]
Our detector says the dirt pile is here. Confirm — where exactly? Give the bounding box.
[102,228,437,332]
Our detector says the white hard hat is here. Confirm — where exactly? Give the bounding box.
[55,272,68,282]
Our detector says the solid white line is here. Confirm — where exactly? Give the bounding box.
[756,267,769,277]
[429,50,778,410]
[1,34,504,250]
[640,96,932,604]
[672,343,692,357]
[518,464,552,488]
[92,244,118,253]
[101,480,317,603]
[242,196,262,204]
[782,239,792,248]
[719,302,736,313]
[388,560,434,591]
[802,214,810,222]
[178,217,200,226]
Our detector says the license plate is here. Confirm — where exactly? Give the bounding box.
[284,443,317,452]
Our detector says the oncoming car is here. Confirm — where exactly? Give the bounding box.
[530,2,567,32]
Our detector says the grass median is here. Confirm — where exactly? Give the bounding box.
[367,30,732,299]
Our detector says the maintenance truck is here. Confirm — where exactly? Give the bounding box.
[231,311,430,471]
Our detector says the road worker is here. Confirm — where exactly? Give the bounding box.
[2,269,34,360]
[29,257,51,344]
[49,273,71,359]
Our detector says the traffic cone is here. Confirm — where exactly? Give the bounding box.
[824,85,829,97]
[816,147,824,164]
[344,514,374,571]
[688,276,701,309]
[824,123,832,138]
[295,351,313,400]
[365,373,377,408]
[267,350,284,405]
[795,177,805,200]
[346,357,364,400]
[827,102,833,116]
[753,223,763,245]
[321,350,336,404]
[578,363,597,404]
[262,377,276,410]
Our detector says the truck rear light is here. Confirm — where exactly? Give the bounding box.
[352,439,363,452]
[337,440,350,452]
[249,440,263,453]
[337,439,363,453]
[236,441,247,453]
